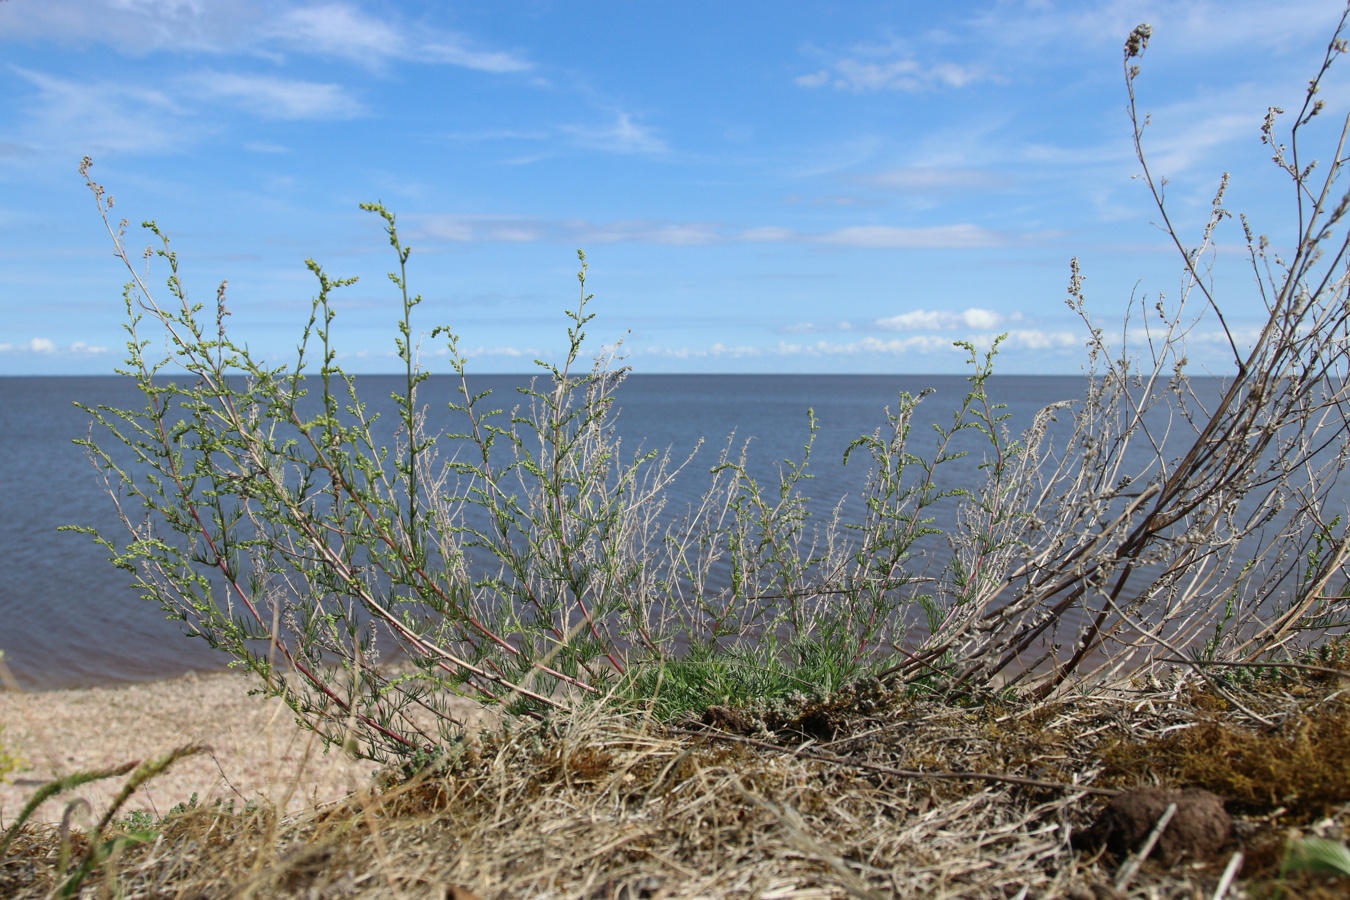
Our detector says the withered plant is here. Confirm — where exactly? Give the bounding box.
[886,16,1350,697]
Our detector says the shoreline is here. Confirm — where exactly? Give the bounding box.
[0,669,481,827]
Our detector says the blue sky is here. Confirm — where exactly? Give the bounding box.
[1,0,1347,375]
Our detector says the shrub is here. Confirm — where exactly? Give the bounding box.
[71,14,1350,764]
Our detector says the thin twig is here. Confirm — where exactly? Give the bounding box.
[1160,657,1350,680]
[1212,851,1244,900]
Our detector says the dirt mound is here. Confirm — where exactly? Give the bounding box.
[1075,787,1231,865]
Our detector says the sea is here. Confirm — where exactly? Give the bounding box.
[0,372,1318,691]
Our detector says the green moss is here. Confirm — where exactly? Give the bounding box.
[1101,698,1350,820]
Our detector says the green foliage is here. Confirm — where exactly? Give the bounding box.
[69,7,1350,762]
[116,791,205,833]
[0,744,203,896]
[0,726,19,786]
[74,160,1021,759]
[619,633,867,722]
[1283,836,1350,878]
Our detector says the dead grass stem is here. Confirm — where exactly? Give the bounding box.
[6,667,1350,898]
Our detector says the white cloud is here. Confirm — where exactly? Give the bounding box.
[778,335,957,356]
[638,343,763,360]
[1000,329,1080,351]
[8,64,361,159]
[816,224,1006,249]
[0,1,535,74]
[11,66,190,155]
[859,167,1010,193]
[0,338,107,355]
[585,221,720,246]
[268,3,534,72]
[423,39,533,74]
[781,321,854,334]
[0,0,261,53]
[415,214,545,243]
[776,328,1080,357]
[408,214,1025,251]
[413,214,722,246]
[829,58,989,93]
[796,35,993,94]
[459,344,541,359]
[447,113,665,156]
[876,308,1011,331]
[190,71,364,119]
[268,4,403,62]
[739,226,797,242]
[1142,111,1258,178]
[562,113,666,154]
[967,0,1340,61]
[244,139,289,153]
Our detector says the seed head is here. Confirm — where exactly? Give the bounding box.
[1125,24,1152,60]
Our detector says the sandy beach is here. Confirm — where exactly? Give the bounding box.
[0,670,484,828]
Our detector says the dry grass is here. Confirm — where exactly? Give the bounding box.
[5,659,1350,899]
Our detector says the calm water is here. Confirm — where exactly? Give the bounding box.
[0,373,1192,690]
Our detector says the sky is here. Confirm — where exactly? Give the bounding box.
[1,0,1349,376]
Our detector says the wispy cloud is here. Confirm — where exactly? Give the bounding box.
[778,335,957,356]
[0,0,260,53]
[409,214,1018,250]
[798,58,992,93]
[0,1,535,74]
[857,167,1011,193]
[796,35,994,94]
[190,71,365,119]
[441,113,667,158]
[740,226,798,243]
[0,338,108,355]
[269,4,534,73]
[268,4,404,62]
[1018,78,1268,176]
[776,329,1080,357]
[423,39,534,74]
[243,139,290,153]
[780,320,855,334]
[10,66,190,155]
[966,0,1341,61]
[585,221,719,245]
[411,211,1016,250]
[815,224,1007,249]
[876,308,1014,331]
[636,343,764,360]
[415,214,547,243]
[6,64,363,160]
[561,112,666,154]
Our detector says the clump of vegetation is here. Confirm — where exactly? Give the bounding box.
[7,7,1350,897]
[70,2,1350,770]
[0,730,18,788]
